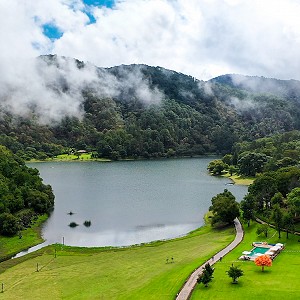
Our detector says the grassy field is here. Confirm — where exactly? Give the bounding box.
[0,215,47,262]
[0,224,235,299]
[191,223,300,300]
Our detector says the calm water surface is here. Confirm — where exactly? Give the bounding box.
[30,158,248,247]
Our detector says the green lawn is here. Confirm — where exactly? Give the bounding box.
[30,153,111,162]
[222,173,254,185]
[191,223,300,300]
[0,225,235,299]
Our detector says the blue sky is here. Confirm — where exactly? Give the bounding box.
[43,0,116,40]
[82,0,115,7]
[43,24,64,40]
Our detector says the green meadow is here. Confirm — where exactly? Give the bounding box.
[0,223,235,299]
[191,224,300,300]
[30,153,111,162]
[1,216,299,299]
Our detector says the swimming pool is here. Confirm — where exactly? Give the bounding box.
[249,246,269,257]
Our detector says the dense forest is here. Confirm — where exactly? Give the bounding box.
[1,55,300,161]
[208,131,300,233]
[0,146,54,236]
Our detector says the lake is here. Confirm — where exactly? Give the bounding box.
[30,158,248,247]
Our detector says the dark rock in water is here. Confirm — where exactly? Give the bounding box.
[69,222,79,228]
[83,220,92,227]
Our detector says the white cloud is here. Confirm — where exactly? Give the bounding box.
[1,0,300,122]
[2,0,300,80]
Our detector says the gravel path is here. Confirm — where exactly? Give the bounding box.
[175,218,244,300]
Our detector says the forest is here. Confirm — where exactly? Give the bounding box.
[0,146,54,236]
[1,55,300,161]
[208,130,300,233]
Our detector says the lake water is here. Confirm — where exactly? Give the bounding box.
[30,158,248,247]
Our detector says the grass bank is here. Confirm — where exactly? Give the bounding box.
[0,215,47,262]
[223,173,254,185]
[0,224,235,299]
[191,222,300,300]
[30,153,111,162]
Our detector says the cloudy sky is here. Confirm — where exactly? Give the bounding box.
[1,0,300,81]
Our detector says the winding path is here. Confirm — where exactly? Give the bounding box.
[175,218,244,300]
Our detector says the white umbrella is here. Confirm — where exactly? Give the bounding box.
[242,251,251,255]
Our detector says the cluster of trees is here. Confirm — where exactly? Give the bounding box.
[197,263,244,287]
[0,146,54,236]
[208,130,300,237]
[240,167,300,236]
[208,131,300,177]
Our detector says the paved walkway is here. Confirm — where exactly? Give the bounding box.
[176,218,244,300]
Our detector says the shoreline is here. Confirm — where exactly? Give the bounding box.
[0,214,48,262]
[27,154,219,164]
[227,174,254,186]
[7,214,212,261]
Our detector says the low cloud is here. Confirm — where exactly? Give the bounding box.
[229,96,257,112]
[1,0,300,122]
[0,56,164,123]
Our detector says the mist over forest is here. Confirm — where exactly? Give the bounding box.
[1,55,300,161]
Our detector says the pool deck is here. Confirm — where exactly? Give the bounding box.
[252,242,273,248]
[239,242,284,261]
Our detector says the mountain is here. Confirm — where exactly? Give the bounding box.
[211,74,300,101]
[1,55,300,160]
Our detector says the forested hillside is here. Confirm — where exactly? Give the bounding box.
[1,55,300,160]
[0,146,54,236]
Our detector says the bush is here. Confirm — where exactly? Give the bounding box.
[0,213,19,236]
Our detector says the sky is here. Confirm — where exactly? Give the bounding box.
[1,0,300,81]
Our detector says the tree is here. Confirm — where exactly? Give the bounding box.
[247,174,278,213]
[286,187,300,219]
[272,204,284,238]
[203,263,214,277]
[271,192,284,207]
[254,254,272,271]
[0,213,19,236]
[226,265,244,283]
[197,263,214,287]
[209,189,240,225]
[228,165,237,176]
[222,154,233,166]
[238,152,269,176]
[240,195,255,227]
[207,159,228,175]
[283,210,295,239]
[256,224,270,238]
